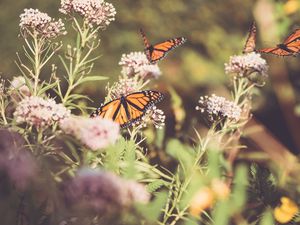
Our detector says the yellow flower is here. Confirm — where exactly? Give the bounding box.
[189,187,215,217]
[274,197,299,224]
[284,0,300,15]
[211,179,230,200]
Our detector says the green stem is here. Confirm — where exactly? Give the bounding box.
[33,33,41,96]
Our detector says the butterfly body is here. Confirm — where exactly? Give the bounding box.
[140,28,186,64]
[91,90,164,128]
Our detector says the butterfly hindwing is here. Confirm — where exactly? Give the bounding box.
[91,90,164,128]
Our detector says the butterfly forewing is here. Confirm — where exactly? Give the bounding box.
[243,22,257,54]
[283,29,300,45]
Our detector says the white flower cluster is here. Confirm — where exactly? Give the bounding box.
[20,8,66,38]
[196,94,242,122]
[134,106,166,129]
[64,168,150,213]
[14,96,70,128]
[225,52,268,77]
[109,77,142,99]
[60,0,116,28]
[59,116,119,150]
[119,52,161,79]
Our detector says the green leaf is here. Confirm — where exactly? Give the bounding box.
[136,192,168,222]
[166,139,195,174]
[37,82,57,96]
[104,137,126,173]
[231,164,248,211]
[147,179,166,193]
[123,139,137,179]
[212,201,230,225]
[259,209,274,225]
[76,75,108,86]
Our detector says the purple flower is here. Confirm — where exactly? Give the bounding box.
[0,129,37,190]
[63,168,150,213]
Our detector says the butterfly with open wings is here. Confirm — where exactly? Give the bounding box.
[140,28,187,64]
[258,28,300,56]
[91,90,164,128]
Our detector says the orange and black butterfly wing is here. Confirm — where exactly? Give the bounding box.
[148,37,187,63]
[283,29,300,45]
[91,91,164,128]
[140,28,153,60]
[259,29,300,56]
[123,90,164,127]
[243,21,257,54]
[258,47,293,56]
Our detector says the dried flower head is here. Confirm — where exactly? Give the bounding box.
[63,168,150,213]
[60,116,119,150]
[108,77,142,100]
[0,77,5,96]
[119,52,161,79]
[225,52,268,77]
[9,76,31,99]
[133,106,166,129]
[14,96,70,128]
[196,94,242,122]
[20,8,66,39]
[60,0,116,29]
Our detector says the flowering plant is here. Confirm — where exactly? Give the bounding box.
[1,1,300,225]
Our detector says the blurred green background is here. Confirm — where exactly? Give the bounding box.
[1,0,300,153]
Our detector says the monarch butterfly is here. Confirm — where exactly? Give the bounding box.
[91,90,164,128]
[243,21,257,54]
[258,28,300,56]
[140,28,187,64]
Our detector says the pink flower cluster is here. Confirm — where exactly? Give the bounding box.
[225,52,268,77]
[59,116,119,150]
[19,8,66,38]
[63,168,150,213]
[119,52,161,79]
[14,96,70,128]
[134,106,166,129]
[60,0,116,28]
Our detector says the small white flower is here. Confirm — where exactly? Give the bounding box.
[60,0,116,29]
[119,52,161,79]
[60,116,119,150]
[20,8,66,38]
[133,106,166,129]
[196,94,241,122]
[108,77,141,99]
[225,52,268,77]
[14,96,70,128]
